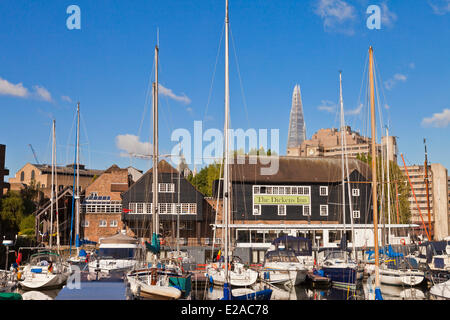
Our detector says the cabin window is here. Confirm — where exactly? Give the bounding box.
[302,205,311,216]
[320,205,328,216]
[352,210,360,219]
[253,204,261,215]
[188,204,197,214]
[352,189,360,197]
[99,220,107,227]
[277,205,286,216]
[320,186,328,196]
[158,183,175,193]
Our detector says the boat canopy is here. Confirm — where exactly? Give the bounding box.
[99,233,138,246]
[264,248,299,263]
[271,236,312,256]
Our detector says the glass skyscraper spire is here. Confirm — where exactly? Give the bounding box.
[287,84,306,150]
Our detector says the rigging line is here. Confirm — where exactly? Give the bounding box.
[138,58,155,140]
[203,22,225,123]
[79,112,92,169]
[65,110,77,166]
[229,25,250,127]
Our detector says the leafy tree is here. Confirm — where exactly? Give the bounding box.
[19,214,36,237]
[0,192,25,232]
[187,162,222,197]
[356,153,411,224]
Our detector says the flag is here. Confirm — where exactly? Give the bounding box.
[216,249,221,261]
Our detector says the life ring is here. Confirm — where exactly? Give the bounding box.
[400,239,406,246]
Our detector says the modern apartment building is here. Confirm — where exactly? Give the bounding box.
[400,164,449,240]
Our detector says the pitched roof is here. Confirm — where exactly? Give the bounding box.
[229,156,371,183]
[32,163,103,177]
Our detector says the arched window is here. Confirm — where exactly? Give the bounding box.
[31,170,35,180]
[20,171,25,181]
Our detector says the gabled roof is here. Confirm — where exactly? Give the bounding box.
[228,156,371,183]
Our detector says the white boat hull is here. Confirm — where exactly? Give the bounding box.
[379,268,424,286]
[20,272,69,290]
[206,267,259,287]
[430,280,450,300]
[127,275,181,300]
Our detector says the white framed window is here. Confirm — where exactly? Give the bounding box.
[188,203,197,214]
[320,186,328,196]
[99,220,107,227]
[110,220,118,227]
[253,204,261,215]
[278,205,286,216]
[82,220,89,227]
[320,205,328,216]
[352,189,360,197]
[302,205,311,216]
[352,210,360,219]
[136,203,144,213]
[90,192,98,197]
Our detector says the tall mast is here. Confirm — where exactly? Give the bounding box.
[177,145,181,258]
[223,0,231,299]
[69,103,78,256]
[55,131,60,253]
[386,127,391,244]
[339,71,347,254]
[75,102,80,255]
[340,71,356,259]
[424,138,432,239]
[152,45,159,245]
[369,46,382,298]
[49,119,55,249]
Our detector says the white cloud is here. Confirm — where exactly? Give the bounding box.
[33,85,52,102]
[158,84,191,105]
[346,103,363,115]
[61,95,72,103]
[115,134,153,157]
[318,100,337,113]
[0,77,29,98]
[422,108,450,128]
[409,62,416,70]
[384,73,407,90]
[313,0,357,35]
[381,2,397,28]
[429,0,450,15]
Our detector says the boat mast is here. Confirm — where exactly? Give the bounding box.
[152,44,159,255]
[424,138,432,239]
[75,103,81,255]
[49,119,55,249]
[177,145,181,258]
[386,127,391,244]
[339,71,347,257]
[369,46,382,297]
[339,71,356,259]
[223,0,231,299]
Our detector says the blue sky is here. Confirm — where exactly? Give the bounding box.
[1,0,449,179]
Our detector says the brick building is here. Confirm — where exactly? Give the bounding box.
[81,165,140,243]
[9,163,103,198]
[288,126,397,163]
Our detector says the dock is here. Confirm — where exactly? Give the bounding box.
[306,270,331,287]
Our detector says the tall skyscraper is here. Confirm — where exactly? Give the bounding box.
[287,84,306,156]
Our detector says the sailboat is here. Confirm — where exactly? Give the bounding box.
[321,72,359,290]
[206,0,271,301]
[125,43,189,300]
[19,120,71,290]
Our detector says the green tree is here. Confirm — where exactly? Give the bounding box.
[356,153,411,224]
[19,214,36,237]
[187,162,222,197]
[0,192,25,232]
